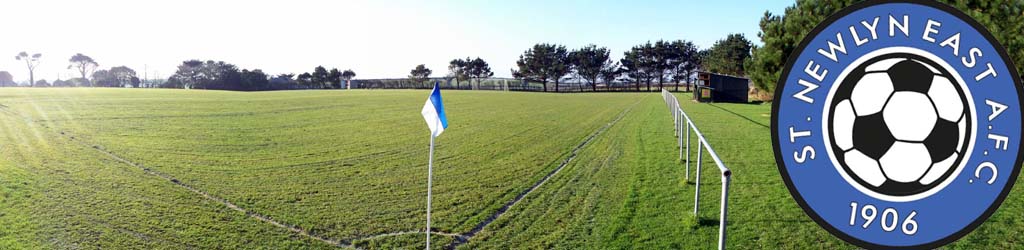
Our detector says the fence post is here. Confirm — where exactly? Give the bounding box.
[678,109,683,160]
[665,92,730,249]
[719,174,731,250]
[673,105,678,136]
[685,121,690,180]
[694,140,703,216]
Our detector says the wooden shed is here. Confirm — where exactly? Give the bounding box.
[694,72,750,103]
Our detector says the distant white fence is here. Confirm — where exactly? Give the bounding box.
[662,89,732,250]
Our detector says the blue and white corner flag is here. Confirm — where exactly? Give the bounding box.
[422,81,447,249]
[421,81,448,137]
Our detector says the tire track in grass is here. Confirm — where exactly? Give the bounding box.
[349,230,467,243]
[6,101,487,249]
[1,95,643,249]
[0,105,353,249]
[445,96,646,249]
[78,142,350,248]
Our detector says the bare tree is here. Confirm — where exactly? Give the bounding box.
[68,53,98,86]
[15,52,42,87]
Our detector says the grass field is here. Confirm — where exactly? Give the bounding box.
[0,88,1022,249]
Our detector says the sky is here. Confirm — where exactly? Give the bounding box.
[0,0,792,82]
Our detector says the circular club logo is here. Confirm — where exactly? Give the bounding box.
[772,0,1023,248]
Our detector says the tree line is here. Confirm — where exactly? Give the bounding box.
[509,36,750,92]
[5,34,756,92]
[163,60,355,91]
[4,52,357,91]
[397,35,752,93]
[5,52,146,88]
[745,0,1024,98]
[348,59,496,90]
[445,57,494,89]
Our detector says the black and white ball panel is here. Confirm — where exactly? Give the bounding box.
[827,52,973,197]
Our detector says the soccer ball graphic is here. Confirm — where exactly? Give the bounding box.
[827,53,972,197]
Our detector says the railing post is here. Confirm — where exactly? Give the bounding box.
[685,121,690,180]
[664,96,730,249]
[678,110,683,160]
[673,105,678,136]
[694,140,703,216]
[719,174,731,250]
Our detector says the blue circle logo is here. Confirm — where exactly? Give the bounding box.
[771,0,1024,248]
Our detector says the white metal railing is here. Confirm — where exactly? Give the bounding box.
[662,89,732,250]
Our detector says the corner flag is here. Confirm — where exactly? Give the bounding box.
[420,81,447,249]
[421,82,448,137]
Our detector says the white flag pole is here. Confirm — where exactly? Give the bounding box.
[425,128,436,249]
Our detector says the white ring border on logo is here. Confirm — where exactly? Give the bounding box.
[821,46,978,202]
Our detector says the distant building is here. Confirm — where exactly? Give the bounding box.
[694,71,750,103]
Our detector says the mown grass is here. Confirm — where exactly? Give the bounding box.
[1,88,1021,249]
[462,93,842,249]
[0,93,333,249]
[0,88,643,248]
[671,94,1024,249]
[465,92,1024,249]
